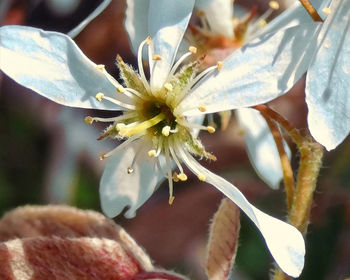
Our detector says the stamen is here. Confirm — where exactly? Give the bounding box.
[137,36,152,93]
[162,126,171,137]
[189,46,197,54]
[117,86,125,93]
[269,1,279,10]
[153,54,162,60]
[100,133,143,159]
[167,49,196,79]
[207,126,216,134]
[119,112,166,137]
[95,92,104,102]
[173,139,207,183]
[322,7,331,15]
[164,83,173,92]
[168,138,184,174]
[95,94,136,110]
[178,173,187,181]
[125,88,150,100]
[198,106,207,112]
[85,116,94,125]
[217,61,223,70]
[186,64,218,90]
[155,137,163,157]
[164,146,175,205]
[148,149,157,157]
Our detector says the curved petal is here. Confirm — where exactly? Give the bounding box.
[124,0,150,55]
[100,139,164,219]
[177,23,321,116]
[195,0,234,37]
[0,25,127,110]
[179,151,304,277]
[148,0,195,90]
[236,108,291,189]
[306,0,350,150]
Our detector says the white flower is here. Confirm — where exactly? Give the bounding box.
[260,0,349,151]
[178,0,293,189]
[0,0,312,273]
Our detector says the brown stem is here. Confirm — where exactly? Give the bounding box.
[258,111,295,211]
[253,105,304,148]
[298,0,323,22]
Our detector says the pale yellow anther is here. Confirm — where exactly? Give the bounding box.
[162,126,171,137]
[95,92,104,102]
[164,83,173,92]
[207,126,216,134]
[96,64,105,70]
[198,174,206,181]
[148,149,157,157]
[269,1,279,10]
[169,196,175,205]
[127,167,134,174]
[322,7,331,15]
[117,86,125,93]
[259,20,267,27]
[84,116,94,125]
[153,54,162,61]
[146,36,152,45]
[217,61,223,70]
[116,123,126,131]
[99,153,106,160]
[198,105,207,112]
[178,173,187,181]
[189,46,197,54]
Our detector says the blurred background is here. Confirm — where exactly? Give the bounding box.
[0,0,349,279]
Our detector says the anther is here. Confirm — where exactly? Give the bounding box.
[197,10,205,17]
[99,153,106,160]
[148,150,157,157]
[116,123,126,131]
[146,36,152,45]
[153,54,162,61]
[198,105,207,112]
[198,174,206,181]
[117,86,125,93]
[169,196,175,205]
[189,46,197,54]
[127,167,134,174]
[259,20,268,27]
[162,126,171,137]
[269,1,279,10]
[217,61,223,70]
[96,64,105,70]
[207,126,216,134]
[164,83,173,92]
[95,92,104,102]
[84,116,94,125]
[177,173,187,181]
[322,7,331,15]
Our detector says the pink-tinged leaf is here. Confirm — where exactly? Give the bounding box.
[0,205,153,271]
[206,198,240,280]
[0,237,141,279]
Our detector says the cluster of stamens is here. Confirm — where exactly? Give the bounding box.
[85,36,222,204]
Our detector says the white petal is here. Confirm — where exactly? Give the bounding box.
[0,25,126,110]
[67,0,112,38]
[236,108,291,189]
[195,0,234,37]
[306,0,350,150]
[100,139,164,219]
[124,0,150,55]
[181,155,304,277]
[148,0,195,90]
[178,23,321,116]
